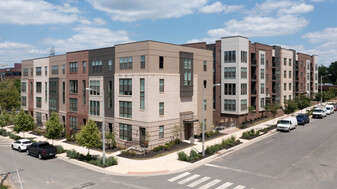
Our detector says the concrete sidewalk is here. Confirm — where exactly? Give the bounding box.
[2,107,313,176]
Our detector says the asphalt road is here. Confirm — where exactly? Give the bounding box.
[1,112,337,189]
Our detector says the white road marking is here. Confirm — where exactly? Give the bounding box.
[178,174,200,185]
[198,179,221,189]
[215,182,233,189]
[187,177,210,187]
[233,185,246,189]
[168,172,190,182]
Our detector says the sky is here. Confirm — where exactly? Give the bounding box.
[0,0,336,67]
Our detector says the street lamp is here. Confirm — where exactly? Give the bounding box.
[202,83,221,156]
[320,74,332,104]
[86,87,105,164]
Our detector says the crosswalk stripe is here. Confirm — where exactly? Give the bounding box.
[168,172,191,182]
[198,179,221,189]
[215,182,233,189]
[233,185,246,189]
[178,174,200,185]
[187,177,210,187]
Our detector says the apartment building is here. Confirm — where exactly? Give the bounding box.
[21,60,34,116]
[0,63,21,80]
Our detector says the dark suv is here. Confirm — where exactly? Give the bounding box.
[296,114,310,125]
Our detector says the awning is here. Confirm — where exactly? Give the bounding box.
[183,119,199,123]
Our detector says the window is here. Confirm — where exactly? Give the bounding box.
[301,61,303,67]
[307,62,310,70]
[241,99,247,111]
[159,79,164,92]
[241,83,247,95]
[307,83,309,90]
[301,83,303,90]
[284,83,287,90]
[204,99,207,110]
[261,83,265,94]
[141,55,145,68]
[36,82,42,93]
[315,64,318,71]
[36,67,41,76]
[119,79,132,95]
[224,51,236,63]
[120,101,132,118]
[284,58,287,66]
[128,57,133,69]
[108,81,113,108]
[119,57,133,69]
[108,60,113,71]
[289,71,292,78]
[260,98,265,109]
[289,59,292,66]
[289,95,292,100]
[224,67,236,79]
[203,61,207,71]
[21,82,26,93]
[70,98,78,111]
[289,83,292,91]
[224,83,236,95]
[49,98,57,111]
[301,72,303,78]
[241,51,247,63]
[45,66,48,75]
[89,80,100,95]
[260,54,265,65]
[241,67,247,79]
[224,99,236,111]
[69,80,78,94]
[159,126,164,139]
[83,80,86,105]
[261,69,265,79]
[203,80,207,88]
[30,82,33,101]
[62,64,65,74]
[23,68,28,76]
[36,97,42,108]
[52,65,58,75]
[119,124,132,141]
[159,56,164,69]
[49,81,57,94]
[315,73,318,80]
[140,79,145,110]
[21,96,26,107]
[69,62,78,73]
[184,59,192,85]
[159,102,164,115]
[307,73,309,80]
[315,83,318,90]
[36,112,42,124]
[91,61,102,72]
[62,82,65,104]
[90,100,100,116]
[284,70,287,78]
[82,61,86,73]
[45,82,47,102]
[31,68,33,76]
[69,116,78,130]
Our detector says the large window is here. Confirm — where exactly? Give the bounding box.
[119,124,132,141]
[284,58,287,66]
[69,98,78,111]
[30,82,33,101]
[36,82,42,93]
[261,83,265,94]
[289,71,292,78]
[83,61,86,73]
[62,82,65,104]
[52,65,58,75]
[31,68,33,76]
[224,51,236,63]
[36,67,41,76]
[90,100,100,116]
[315,73,318,80]
[119,79,132,95]
[36,97,42,108]
[49,98,57,111]
[159,126,164,139]
[260,98,265,109]
[241,51,247,63]
[45,66,48,75]
[62,64,65,74]
[224,67,236,79]
[140,79,145,110]
[284,83,287,91]
[159,102,164,115]
[241,99,247,111]
[69,62,78,73]
[284,70,287,78]
[89,80,100,95]
[184,59,192,86]
[224,83,236,95]
[141,55,145,68]
[159,56,164,69]
[21,96,26,107]
[289,59,292,66]
[49,81,57,94]
[119,101,132,118]
[69,80,78,94]
[45,82,47,102]
[224,99,236,111]
[241,83,247,95]
[203,61,207,71]
[289,83,292,91]
[159,79,164,92]
[108,60,113,71]
[70,116,78,130]
[108,81,113,108]
[21,82,26,93]
[120,57,133,69]
[241,67,247,79]
[260,54,265,65]
[82,80,86,105]
[23,68,28,76]
[91,61,102,72]
[36,112,42,124]
[307,73,309,80]
[261,69,265,79]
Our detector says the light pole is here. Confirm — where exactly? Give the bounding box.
[320,74,332,104]
[86,87,105,164]
[202,83,220,157]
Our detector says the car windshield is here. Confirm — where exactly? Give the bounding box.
[326,107,331,110]
[23,141,31,144]
[279,120,290,124]
[297,115,306,118]
[314,110,323,113]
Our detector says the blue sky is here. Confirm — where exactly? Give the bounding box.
[0,0,336,67]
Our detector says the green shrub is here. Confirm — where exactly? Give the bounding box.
[178,151,190,162]
[153,145,164,152]
[55,145,66,154]
[174,138,181,144]
[205,132,211,138]
[249,129,255,135]
[0,129,8,136]
[0,185,8,189]
[241,132,250,139]
[66,149,80,159]
[256,130,260,136]
[103,156,118,167]
[189,150,202,161]
[8,132,21,140]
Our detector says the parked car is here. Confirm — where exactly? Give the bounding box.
[277,117,298,132]
[326,105,334,114]
[26,142,57,159]
[11,139,32,152]
[296,114,310,125]
[334,104,337,111]
[312,109,327,118]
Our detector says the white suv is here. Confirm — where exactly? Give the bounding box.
[312,109,327,118]
[11,139,32,152]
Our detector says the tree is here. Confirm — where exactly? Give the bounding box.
[106,132,116,149]
[283,100,298,114]
[45,112,62,145]
[248,106,256,122]
[327,61,337,85]
[318,65,331,84]
[265,103,280,125]
[173,124,182,140]
[0,109,11,127]
[0,79,20,110]
[295,95,311,113]
[13,109,35,138]
[76,120,101,154]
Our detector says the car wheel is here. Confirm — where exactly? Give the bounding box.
[38,153,42,160]
[288,128,291,132]
[18,147,21,152]
[26,150,30,155]
[11,145,14,150]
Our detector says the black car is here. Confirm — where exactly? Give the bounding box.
[296,114,310,125]
[26,142,57,159]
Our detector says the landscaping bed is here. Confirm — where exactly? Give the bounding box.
[240,125,277,140]
[194,130,226,142]
[118,139,193,159]
[66,149,118,167]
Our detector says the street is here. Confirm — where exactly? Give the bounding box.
[1,112,337,189]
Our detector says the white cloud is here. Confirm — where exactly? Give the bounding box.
[199,1,243,14]
[311,0,325,2]
[279,3,314,14]
[0,0,80,25]
[302,27,337,43]
[93,18,106,25]
[255,0,314,15]
[44,26,131,53]
[87,0,208,22]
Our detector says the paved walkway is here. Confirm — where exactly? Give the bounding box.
[2,107,314,176]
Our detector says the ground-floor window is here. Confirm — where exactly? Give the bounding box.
[36,112,42,124]
[70,116,78,130]
[119,123,132,141]
[159,125,164,139]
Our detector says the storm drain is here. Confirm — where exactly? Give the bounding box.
[72,182,96,189]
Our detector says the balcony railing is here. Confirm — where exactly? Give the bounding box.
[251,89,257,95]
[251,75,257,80]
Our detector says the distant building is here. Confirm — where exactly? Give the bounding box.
[0,63,22,80]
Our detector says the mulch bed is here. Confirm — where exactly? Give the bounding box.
[63,140,120,153]
[118,141,193,159]
[195,133,226,142]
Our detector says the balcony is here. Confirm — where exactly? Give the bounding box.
[272,76,276,80]
[251,60,257,66]
[296,76,299,81]
[272,89,276,94]
[251,89,257,95]
[251,75,257,80]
